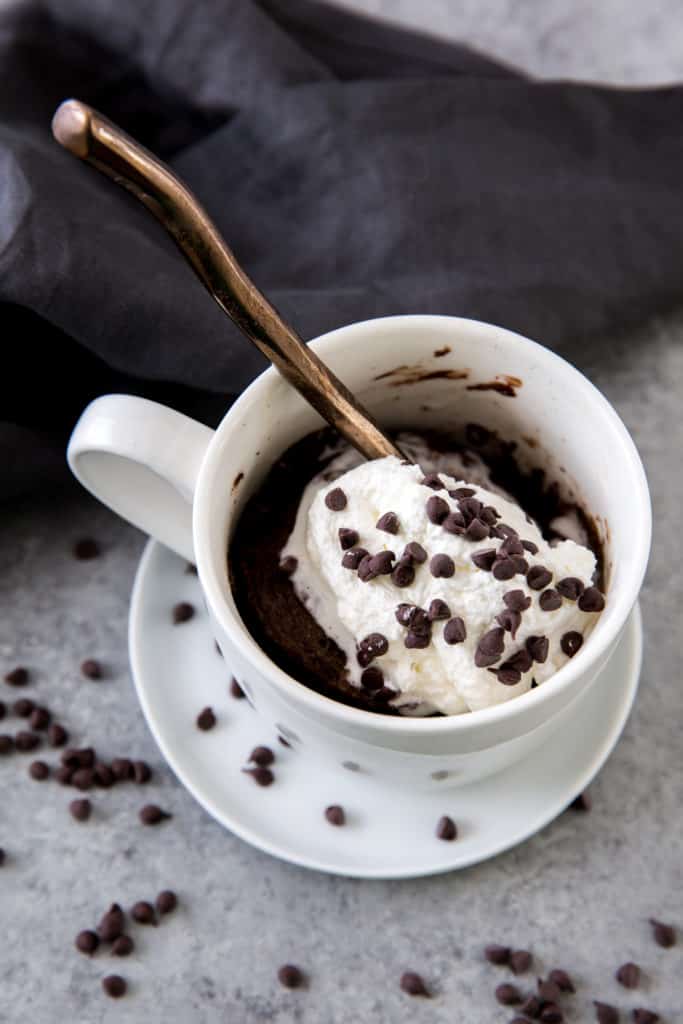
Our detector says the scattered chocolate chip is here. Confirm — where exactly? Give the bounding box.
[526,635,549,664]
[492,558,516,581]
[360,667,384,691]
[400,971,429,997]
[172,602,194,624]
[616,962,640,989]
[73,538,100,560]
[443,617,467,645]
[29,760,49,781]
[196,707,216,731]
[540,588,563,611]
[450,487,476,499]
[466,423,491,446]
[475,627,505,667]
[403,541,427,564]
[527,566,553,591]
[102,975,127,999]
[69,798,92,822]
[650,918,676,948]
[98,907,125,945]
[325,805,345,826]
[472,548,497,571]
[430,554,455,578]
[280,555,298,576]
[0,848,5,865]
[538,978,563,1003]
[495,983,522,1005]
[522,539,539,554]
[497,608,521,639]
[428,599,451,621]
[325,487,347,511]
[521,994,542,1017]
[185,563,197,574]
[548,969,575,993]
[4,667,29,687]
[13,697,34,717]
[15,731,40,752]
[420,473,444,490]
[133,761,152,784]
[72,767,95,790]
[593,1001,619,1024]
[570,790,592,811]
[503,590,532,611]
[139,804,172,825]
[94,763,115,788]
[243,767,274,787]
[48,723,68,747]
[540,1005,564,1023]
[561,631,583,657]
[75,929,100,955]
[578,586,606,612]
[132,901,156,925]
[0,701,5,720]
[509,950,532,974]
[56,765,73,785]
[249,746,275,767]
[111,758,132,781]
[0,735,13,754]
[278,964,304,989]
[426,495,449,525]
[230,678,246,700]
[29,706,50,731]
[436,815,457,840]
[484,944,511,966]
[557,577,585,600]
[442,511,466,534]
[391,560,415,587]
[632,1010,660,1024]
[156,890,177,915]
[278,735,292,748]
[80,658,103,679]
[376,511,400,534]
[62,746,95,769]
[338,528,359,550]
[112,935,134,956]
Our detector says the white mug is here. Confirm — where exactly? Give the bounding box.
[68,315,650,789]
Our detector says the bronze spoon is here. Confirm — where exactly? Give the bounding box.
[51,99,402,462]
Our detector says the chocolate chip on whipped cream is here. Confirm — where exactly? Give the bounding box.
[338,528,359,551]
[403,541,427,563]
[324,487,347,511]
[376,511,400,534]
[427,599,450,621]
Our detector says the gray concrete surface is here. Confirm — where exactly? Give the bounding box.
[2,4,683,1022]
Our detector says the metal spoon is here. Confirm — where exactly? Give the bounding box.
[51,99,402,462]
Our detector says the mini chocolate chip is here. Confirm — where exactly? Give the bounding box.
[72,768,95,790]
[540,1005,563,1023]
[561,631,583,657]
[48,723,68,747]
[426,495,449,524]
[616,962,640,989]
[102,975,127,999]
[95,764,115,788]
[436,815,457,840]
[428,599,451,621]
[15,731,40,751]
[133,761,151,784]
[538,979,563,1003]
[504,649,533,674]
[509,950,532,974]
[570,790,592,811]
[69,798,92,822]
[0,735,13,754]
[556,577,585,601]
[338,527,359,550]
[360,667,384,691]
[521,994,542,1017]
[376,511,400,534]
[75,930,99,955]
[242,767,274,787]
[325,487,347,511]
[474,627,505,667]
[368,551,395,576]
[578,586,606,612]
[443,617,466,645]
[131,901,156,925]
[503,590,532,611]
[593,1002,619,1024]
[395,603,416,626]
[632,1011,660,1024]
[492,558,516,581]
[500,535,525,556]
[465,518,489,541]
[511,556,529,575]
[63,747,90,768]
[29,707,50,731]
[495,983,522,1005]
[325,805,346,826]
[496,608,521,639]
[4,667,29,687]
[196,707,216,731]
[230,678,246,700]
[342,547,368,570]
[111,758,133,781]
[495,667,521,686]
[405,631,430,649]
[526,635,549,664]
[80,658,103,679]
[29,760,49,781]
[55,765,73,785]
[403,541,427,564]
[139,804,172,824]
[548,969,575,993]
[278,964,304,989]
[650,918,676,947]
[13,697,34,717]
[466,423,491,446]
[480,505,500,526]
[442,511,466,534]
[472,548,497,571]
[540,588,562,611]
[97,906,124,943]
[172,602,194,624]
[522,539,539,554]
[400,971,429,997]
[156,890,177,915]
[73,538,100,560]
[430,554,455,578]
[249,746,275,767]
[391,561,415,588]
[112,935,134,956]
[420,473,444,490]
[484,944,510,965]
[527,566,553,590]
[280,555,298,576]
[458,496,483,521]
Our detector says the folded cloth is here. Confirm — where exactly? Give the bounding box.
[1,0,682,499]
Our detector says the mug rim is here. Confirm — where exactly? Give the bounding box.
[194,314,651,734]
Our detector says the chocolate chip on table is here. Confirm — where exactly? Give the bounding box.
[4,667,29,687]
[548,968,575,992]
[94,763,115,788]
[538,978,563,1003]
[578,586,606,613]
[504,590,532,612]
[540,1005,564,1023]
[242,767,274,787]
[73,537,100,560]
[325,805,346,826]
[420,473,444,490]
[69,798,92,822]
[111,758,133,781]
[376,511,400,534]
[496,608,521,639]
[526,635,549,664]
[509,950,532,974]
[131,901,156,925]
[484,944,511,965]
[391,560,415,588]
[13,697,34,717]
[400,971,430,997]
[280,556,298,576]
[28,760,49,781]
[139,804,172,825]
[650,918,676,948]
[435,815,457,840]
[556,577,585,601]
[80,658,103,679]
[443,617,466,645]
[72,768,95,791]
[561,631,583,657]
[403,541,427,564]
[15,731,40,752]
[616,962,641,988]
[360,667,384,691]
[29,706,50,731]
[474,627,505,667]
[426,495,449,524]
[48,723,68,747]
[0,735,13,754]
[338,527,359,550]
[428,599,450,621]
[133,761,151,784]
[632,1010,660,1024]
[102,975,127,999]
[230,678,246,700]
[570,790,592,811]
[593,1001,619,1024]
[112,935,134,956]
[527,566,553,591]
[471,548,497,571]
[75,929,100,955]
[196,707,216,731]
[430,554,455,578]
[278,964,305,989]
[249,746,275,767]
[62,747,95,769]
[324,487,347,511]
[342,547,368,571]
[172,602,195,624]
[495,982,522,1005]
[56,765,73,785]
[156,890,177,915]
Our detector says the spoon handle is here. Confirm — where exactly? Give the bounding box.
[52,99,402,462]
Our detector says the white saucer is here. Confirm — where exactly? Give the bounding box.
[129,540,642,879]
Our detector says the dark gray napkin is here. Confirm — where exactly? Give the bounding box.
[2,0,682,499]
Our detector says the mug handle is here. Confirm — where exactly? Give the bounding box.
[67,395,214,563]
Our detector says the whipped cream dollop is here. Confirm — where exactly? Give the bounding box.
[282,436,604,716]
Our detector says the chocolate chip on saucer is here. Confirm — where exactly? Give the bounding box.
[230,678,246,700]
[4,666,29,687]
[47,723,68,747]
[69,798,92,822]
[400,971,430,997]
[139,804,172,825]
[73,538,100,560]
[112,935,134,956]
[593,1001,619,1024]
[509,950,532,974]
[242,767,274,787]
[484,944,511,966]
[324,805,345,826]
[102,975,127,999]
[156,890,177,915]
[435,815,457,841]
[28,760,49,781]
[278,964,305,989]
[650,918,676,948]
[172,602,195,624]
[131,901,156,925]
[632,1010,660,1024]
[495,982,521,1005]
[196,707,216,731]
[616,962,640,988]
[80,658,103,679]
[548,968,575,992]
